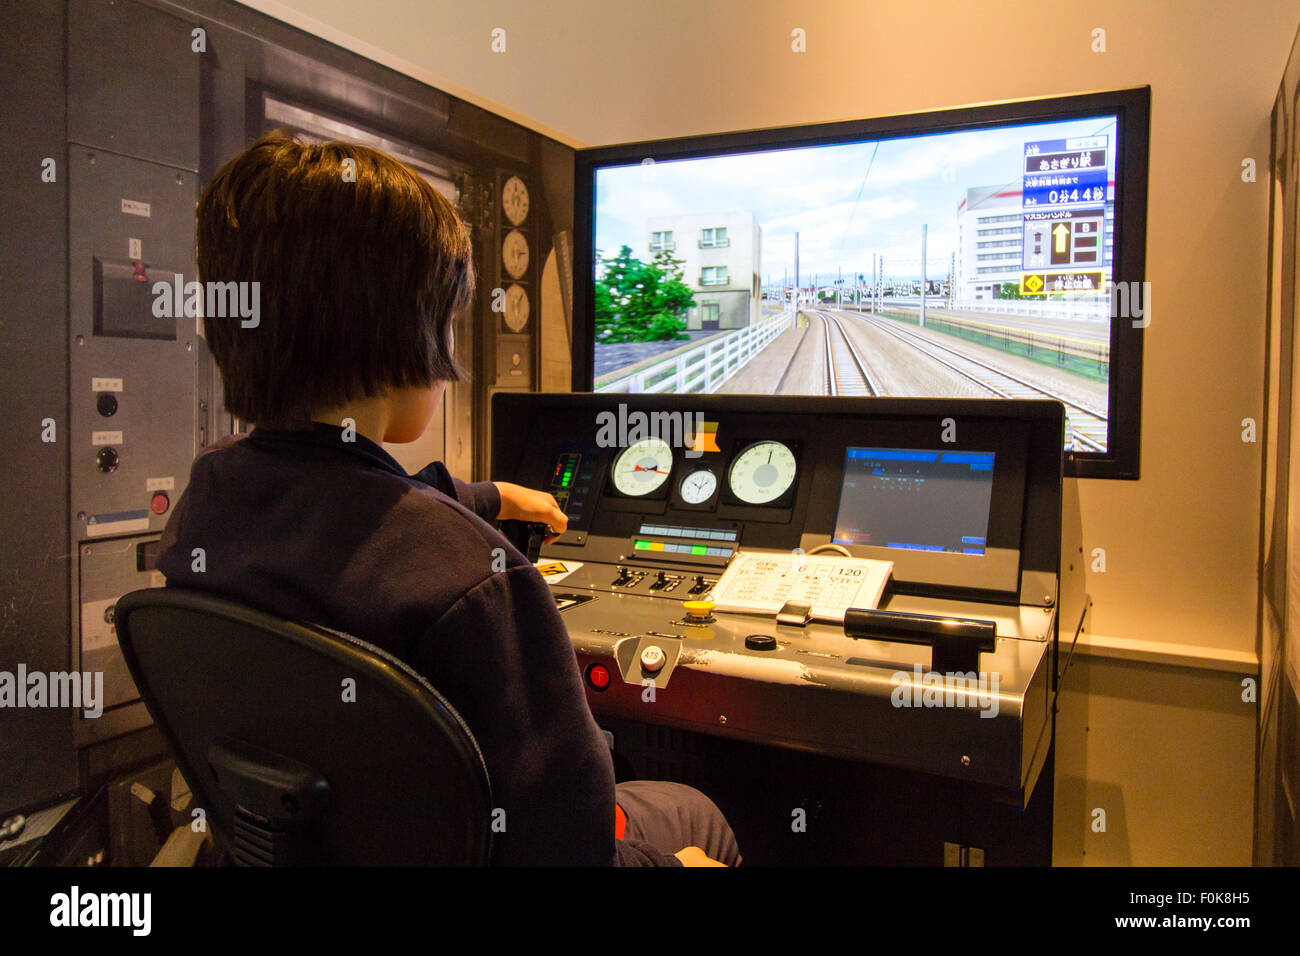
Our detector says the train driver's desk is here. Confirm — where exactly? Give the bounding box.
[491,393,1087,865]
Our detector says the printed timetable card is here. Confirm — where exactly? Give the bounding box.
[710,551,893,624]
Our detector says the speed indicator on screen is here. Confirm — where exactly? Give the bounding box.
[727,441,797,505]
[611,437,674,496]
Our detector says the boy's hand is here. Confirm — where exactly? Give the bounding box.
[494,482,568,537]
[674,846,727,867]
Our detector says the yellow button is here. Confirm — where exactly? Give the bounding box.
[682,600,715,619]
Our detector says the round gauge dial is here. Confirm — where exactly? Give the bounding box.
[679,468,718,505]
[503,229,530,279]
[611,438,674,496]
[728,441,797,505]
[503,283,530,332]
[502,175,529,225]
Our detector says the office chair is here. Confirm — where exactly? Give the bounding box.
[114,587,493,866]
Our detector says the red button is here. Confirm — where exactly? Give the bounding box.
[587,664,610,690]
[150,492,170,515]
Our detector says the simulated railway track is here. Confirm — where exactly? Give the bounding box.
[817,310,880,397]
[844,309,1110,451]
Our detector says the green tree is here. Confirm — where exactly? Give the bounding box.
[594,245,694,343]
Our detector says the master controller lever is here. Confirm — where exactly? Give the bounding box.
[843,608,997,673]
[498,519,553,564]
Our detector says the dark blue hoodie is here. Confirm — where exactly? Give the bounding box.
[156,422,677,866]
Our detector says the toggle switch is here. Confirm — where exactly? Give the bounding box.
[688,574,715,596]
[648,571,684,592]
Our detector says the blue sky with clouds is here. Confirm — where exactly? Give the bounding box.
[594,114,1118,285]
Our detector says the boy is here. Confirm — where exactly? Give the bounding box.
[157,132,739,866]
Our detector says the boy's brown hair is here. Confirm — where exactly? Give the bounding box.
[196,131,472,429]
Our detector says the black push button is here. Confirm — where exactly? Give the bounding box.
[745,634,777,651]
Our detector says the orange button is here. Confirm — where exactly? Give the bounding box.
[150,492,170,515]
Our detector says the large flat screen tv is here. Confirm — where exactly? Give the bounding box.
[573,87,1149,479]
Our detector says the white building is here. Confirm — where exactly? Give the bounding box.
[955,184,1115,304]
[645,211,761,330]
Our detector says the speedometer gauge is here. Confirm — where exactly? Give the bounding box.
[611,438,674,496]
[728,441,797,505]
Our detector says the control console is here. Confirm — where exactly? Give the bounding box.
[492,394,1082,806]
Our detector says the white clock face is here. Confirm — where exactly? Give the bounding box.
[502,175,529,225]
[503,229,530,279]
[611,438,673,497]
[503,283,530,332]
[679,468,718,505]
[728,441,797,505]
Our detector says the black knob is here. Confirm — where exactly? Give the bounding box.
[96,393,118,417]
[745,634,777,651]
[96,447,119,473]
[656,571,667,583]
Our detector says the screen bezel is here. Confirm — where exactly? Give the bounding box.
[799,420,1029,595]
[572,87,1149,480]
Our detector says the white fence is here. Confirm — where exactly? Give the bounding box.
[940,298,1110,322]
[597,310,795,394]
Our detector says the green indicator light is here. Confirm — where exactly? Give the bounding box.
[634,540,651,550]
[692,545,707,555]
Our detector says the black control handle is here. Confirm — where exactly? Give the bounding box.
[498,520,553,564]
[843,607,996,673]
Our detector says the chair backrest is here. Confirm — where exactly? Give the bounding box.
[115,587,492,865]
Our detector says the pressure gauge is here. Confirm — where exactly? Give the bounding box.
[611,438,673,497]
[728,441,797,505]
[503,229,530,279]
[679,468,718,505]
[503,284,529,332]
[502,175,529,225]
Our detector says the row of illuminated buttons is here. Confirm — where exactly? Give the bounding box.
[634,539,732,557]
[639,524,737,542]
